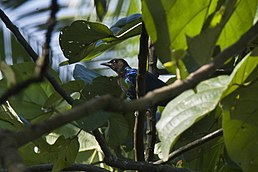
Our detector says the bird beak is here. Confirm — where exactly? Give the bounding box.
[101,62,112,67]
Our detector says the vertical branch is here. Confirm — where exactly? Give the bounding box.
[145,108,156,162]
[134,23,149,162]
[148,40,158,76]
[145,40,157,162]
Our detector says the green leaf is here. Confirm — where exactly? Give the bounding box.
[222,54,258,171]
[187,0,258,67]
[223,50,258,98]
[52,136,79,172]
[142,0,210,63]
[156,75,229,161]
[217,0,258,51]
[59,20,114,63]
[59,14,142,64]
[187,0,237,66]
[105,113,129,148]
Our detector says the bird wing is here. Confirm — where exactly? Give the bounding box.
[144,72,167,92]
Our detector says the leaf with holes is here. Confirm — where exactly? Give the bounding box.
[59,14,142,64]
[156,75,229,161]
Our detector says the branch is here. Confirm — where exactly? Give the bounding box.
[0,8,74,105]
[134,22,149,162]
[145,40,158,162]
[154,128,223,164]
[26,164,109,172]
[93,129,186,172]
[145,108,156,162]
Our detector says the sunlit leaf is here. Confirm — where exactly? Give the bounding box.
[156,75,229,161]
[187,1,237,66]
[142,0,210,63]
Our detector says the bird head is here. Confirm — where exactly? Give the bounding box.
[101,58,130,76]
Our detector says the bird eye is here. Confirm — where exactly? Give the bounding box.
[112,59,117,63]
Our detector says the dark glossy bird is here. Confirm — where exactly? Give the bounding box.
[101,58,168,106]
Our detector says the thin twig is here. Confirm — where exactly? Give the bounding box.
[154,128,223,164]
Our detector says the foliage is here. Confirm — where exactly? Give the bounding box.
[1,0,258,172]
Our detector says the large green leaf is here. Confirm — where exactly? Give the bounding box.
[222,54,258,172]
[187,0,258,67]
[217,0,258,51]
[59,14,142,64]
[187,0,237,66]
[142,0,258,67]
[156,75,229,161]
[142,0,210,63]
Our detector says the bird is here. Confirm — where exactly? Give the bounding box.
[101,58,168,106]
